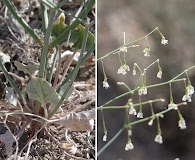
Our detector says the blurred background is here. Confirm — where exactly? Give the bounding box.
[97,0,195,160]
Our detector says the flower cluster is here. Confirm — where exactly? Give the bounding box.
[119,46,128,53]
[178,118,187,130]
[182,84,194,102]
[143,46,150,57]
[117,64,130,75]
[138,87,147,95]
[157,70,162,79]
[137,111,143,118]
[161,36,168,45]
[103,134,107,141]
[125,141,134,151]
[154,134,163,144]
[168,102,178,110]
[102,79,109,89]
[148,118,154,126]
[129,101,137,115]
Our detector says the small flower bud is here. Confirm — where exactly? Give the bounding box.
[178,118,187,130]
[103,134,107,141]
[102,79,109,89]
[125,141,134,151]
[161,37,168,45]
[154,134,163,144]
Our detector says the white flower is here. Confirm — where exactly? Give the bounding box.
[143,47,150,57]
[182,84,194,102]
[161,37,168,45]
[178,118,187,130]
[128,129,132,136]
[125,142,134,151]
[157,71,162,79]
[120,46,128,53]
[182,94,192,102]
[137,111,143,118]
[186,85,194,96]
[117,64,130,75]
[154,134,163,144]
[138,87,147,95]
[148,119,154,126]
[102,79,109,89]
[129,106,137,115]
[168,103,178,110]
[103,134,107,141]
[133,69,136,75]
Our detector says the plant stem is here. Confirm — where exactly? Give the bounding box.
[97,27,158,60]
[39,8,56,78]
[40,1,48,34]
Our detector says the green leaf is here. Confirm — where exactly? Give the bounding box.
[51,13,94,49]
[14,61,39,76]
[52,13,68,38]
[26,77,60,105]
[71,24,94,50]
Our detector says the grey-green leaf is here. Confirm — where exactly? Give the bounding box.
[14,61,39,76]
[26,77,60,105]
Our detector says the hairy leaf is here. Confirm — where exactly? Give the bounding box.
[14,61,38,76]
[26,77,60,105]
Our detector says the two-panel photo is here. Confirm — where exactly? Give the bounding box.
[0,0,195,160]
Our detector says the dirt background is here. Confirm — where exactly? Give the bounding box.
[0,0,95,159]
[98,0,195,160]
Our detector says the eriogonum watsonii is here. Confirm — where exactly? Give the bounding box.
[129,106,137,115]
[125,141,134,151]
[143,46,150,57]
[148,118,154,126]
[102,79,110,89]
[103,134,107,141]
[178,118,187,130]
[118,64,130,75]
[137,111,143,118]
[154,134,163,144]
[182,84,194,102]
[120,46,128,53]
[168,103,178,110]
[157,70,162,79]
[161,36,168,45]
[138,87,147,95]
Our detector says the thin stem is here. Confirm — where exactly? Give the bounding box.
[145,59,159,71]
[99,66,195,109]
[98,99,164,110]
[39,8,56,78]
[53,45,62,88]
[98,103,184,156]
[56,50,77,89]
[97,127,124,156]
[98,78,186,110]
[48,47,59,83]
[98,27,158,61]
[40,1,48,34]
[49,25,94,118]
